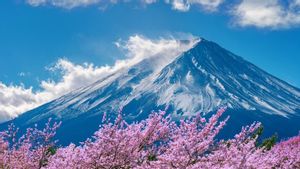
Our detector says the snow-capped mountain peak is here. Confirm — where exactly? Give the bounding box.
[18,38,300,121]
[2,38,300,145]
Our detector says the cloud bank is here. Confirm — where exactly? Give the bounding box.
[0,35,196,123]
[232,0,300,29]
[26,0,223,11]
[25,0,300,29]
[26,0,158,9]
[165,0,224,11]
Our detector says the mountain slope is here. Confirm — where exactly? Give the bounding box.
[2,38,300,145]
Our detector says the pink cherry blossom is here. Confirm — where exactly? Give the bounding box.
[0,108,299,169]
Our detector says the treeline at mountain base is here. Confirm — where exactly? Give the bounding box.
[0,108,299,169]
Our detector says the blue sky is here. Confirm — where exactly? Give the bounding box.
[0,0,300,120]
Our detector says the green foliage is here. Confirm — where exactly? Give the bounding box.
[39,147,58,168]
[252,125,277,150]
[46,146,57,156]
[147,154,157,161]
[252,126,264,140]
[260,134,277,150]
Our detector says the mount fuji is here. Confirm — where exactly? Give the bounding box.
[2,38,300,145]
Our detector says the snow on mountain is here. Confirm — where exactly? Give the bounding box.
[42,38,299,119]
[1,38,300,144]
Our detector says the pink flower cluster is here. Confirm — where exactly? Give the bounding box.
[0,108,299,169]
[0,119,61,168]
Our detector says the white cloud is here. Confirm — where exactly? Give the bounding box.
[25,0,223,11]
[165,0,224,12]
[0,60,110,123]
[0,35,197,123]
[26,0,101,8]
[232,0,300,28]
[24,0,300,29]
[27,0,46,6]
[0,84,44,122]
[116,35,193,61]
[165,0,190,11]
[26,0,158,9]
[142,0,157,4]
[18,72,27,77]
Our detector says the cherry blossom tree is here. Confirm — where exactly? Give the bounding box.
[0,108,299,169]
[0,119,60,168]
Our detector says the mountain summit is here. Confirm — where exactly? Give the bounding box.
[2,38,300,144]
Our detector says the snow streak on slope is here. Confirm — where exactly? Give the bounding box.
[152,41,300,117]
[21,38,200,123]
[8,38,300,127]
[0,35,199,123]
